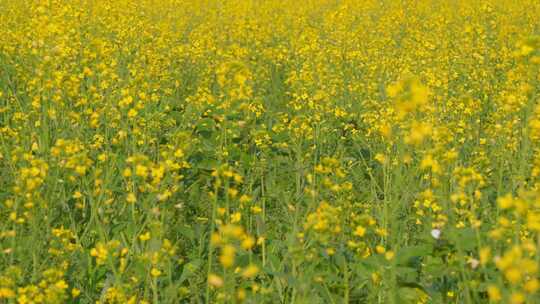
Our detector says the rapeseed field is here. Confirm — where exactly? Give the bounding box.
[1,0,540,303]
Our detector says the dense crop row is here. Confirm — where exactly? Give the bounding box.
[1,0,540,303]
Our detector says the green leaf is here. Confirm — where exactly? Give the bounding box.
[448,227,477,251]
[177,225,195,241]
[397,244,433,266]
[398,286,429,303]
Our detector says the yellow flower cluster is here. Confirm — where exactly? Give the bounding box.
[2,0,540,302]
